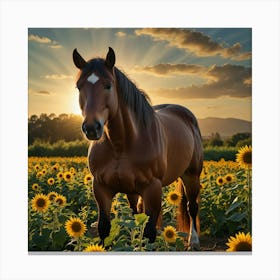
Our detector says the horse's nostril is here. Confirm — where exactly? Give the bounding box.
[94,121,102,131]
[82,122,88,134]
[82,120,103,140]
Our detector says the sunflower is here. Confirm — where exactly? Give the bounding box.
[47,177,55,185]
[111,200,118,215]
[31,194,50,213]
[224,173,235,184]
[65,217,87,238]
[63,171,73,182]
[83,244,106,252]
[236,145,252,169]
[36,171,43,178]
[216,176,225,186]
[162,226,177,243]
[84,174,93,185]
[166,190,182,206]
[51,164,59,172]
[34,164,40,171]
[31,183,39,191]
[55,194,67,206]
[70,167,76,174]
[41,169,47,175]
[47,191,59,201]
[56,171,63,180]
[226,232,252,251]
[200,183,206,189]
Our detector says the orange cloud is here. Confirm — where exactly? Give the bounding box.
[135,63,206,76]
[43,74,73,80]
[28,88,51,95]
[135,28,251,61]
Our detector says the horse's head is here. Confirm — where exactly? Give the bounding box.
[73,47,118,140]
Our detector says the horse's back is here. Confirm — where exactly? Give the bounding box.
[154,104,200,136]
[154,104,203,183]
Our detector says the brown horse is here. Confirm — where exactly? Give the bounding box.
[72,47,203,250]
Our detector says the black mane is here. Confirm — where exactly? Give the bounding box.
[114,67,154,127]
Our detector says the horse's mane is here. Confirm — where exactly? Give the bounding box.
[114,67,154,128]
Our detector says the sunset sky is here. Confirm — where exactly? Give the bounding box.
[28,28,252,120]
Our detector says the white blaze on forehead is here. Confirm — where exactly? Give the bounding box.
[87,73,99,85]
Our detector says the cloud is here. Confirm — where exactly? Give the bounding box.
[43,74,73,80]
[115,31,126,37]
[150,64,251,99]
[135,28,251,61]
[28,34,51,44]
[28,34,62,49]
[37,90,51,95]
[135,63,206,76]
[29,88,51,95]
[49,44,62,49]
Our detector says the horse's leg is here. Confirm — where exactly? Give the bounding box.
[141,179,162,242]
[127,194,140,214]
[93,182,114,245]
[179,173,200,251]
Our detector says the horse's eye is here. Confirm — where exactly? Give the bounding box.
[104,84,111,90]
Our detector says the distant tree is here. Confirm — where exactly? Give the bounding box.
[209,132,224,147]
[226,133,251,147]
[28,113,84,145]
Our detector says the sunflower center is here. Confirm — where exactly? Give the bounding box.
[36,198,46,208]
[226,176,232,182]
[235,241,252,251]
[56,198,63,205]
[66,174,71,179]
[170,193,178,201]
[243,152,252,164]
[219,178,223,183]
[71,222,82,232]
[49,194,56,200]
[165,230,175,238]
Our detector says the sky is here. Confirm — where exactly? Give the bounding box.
[28,28,252,121]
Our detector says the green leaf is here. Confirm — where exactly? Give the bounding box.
[225,198,243,215]
[134,213,149,226]
[52,228,67,249]
[32,229,51,250]
[227,212,247,222]
[104,219,120,247]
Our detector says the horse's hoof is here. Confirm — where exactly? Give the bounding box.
[187,242,200,251]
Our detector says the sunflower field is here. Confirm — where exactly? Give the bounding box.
[28,146,252,252]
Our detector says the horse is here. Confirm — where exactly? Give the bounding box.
[72,47,203,250]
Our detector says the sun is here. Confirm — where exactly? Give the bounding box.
[71,89,82,115]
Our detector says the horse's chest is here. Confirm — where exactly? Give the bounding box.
[100,158,151,193]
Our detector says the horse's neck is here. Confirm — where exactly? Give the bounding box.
[105,103,138,153]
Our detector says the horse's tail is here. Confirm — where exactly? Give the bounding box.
[176,178,191,233]
[176,178,201,236]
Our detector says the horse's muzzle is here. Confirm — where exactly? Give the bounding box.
[82,119,104,140]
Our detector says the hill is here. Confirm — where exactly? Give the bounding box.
[198,117,252,137]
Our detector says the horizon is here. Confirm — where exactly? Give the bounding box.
[28,28,252,121]
[28,112,252,123]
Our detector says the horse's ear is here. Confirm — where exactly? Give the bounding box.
[73,48,87,69]
[105,47,115,69]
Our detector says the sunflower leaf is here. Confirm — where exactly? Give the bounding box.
[225,199,243,215]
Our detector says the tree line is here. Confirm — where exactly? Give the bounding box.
[28,113,84,145]
[28,113,251,148]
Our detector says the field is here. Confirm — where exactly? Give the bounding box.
[28,149,252,252]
